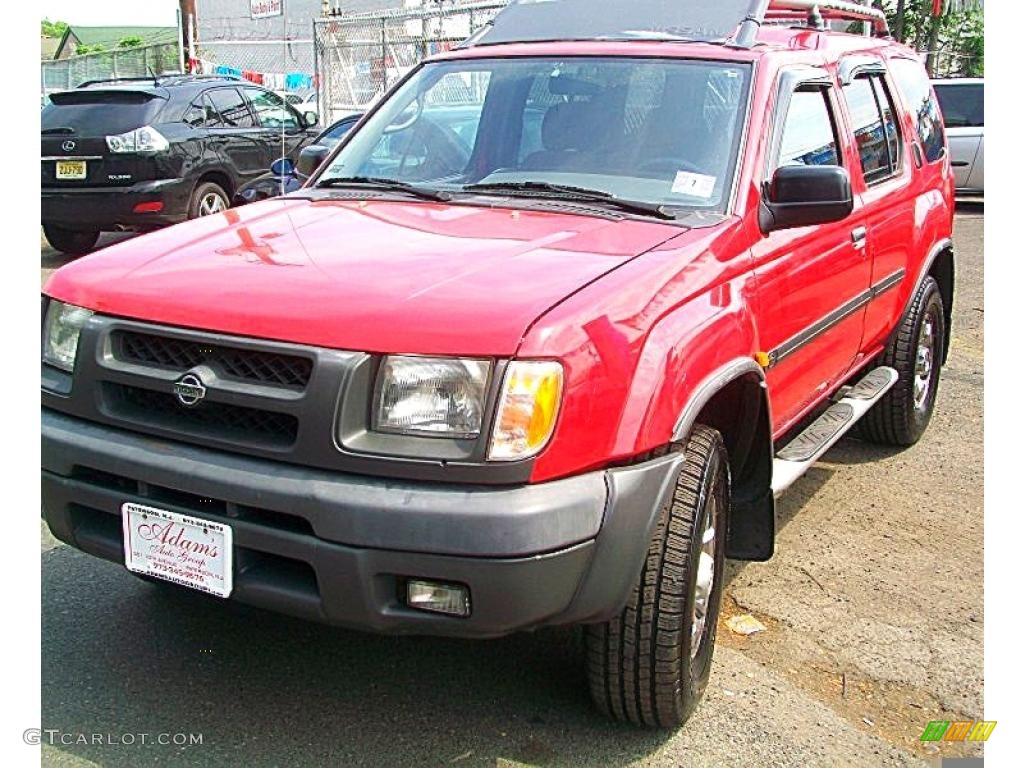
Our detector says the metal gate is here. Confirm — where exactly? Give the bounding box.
[312,1,507,123]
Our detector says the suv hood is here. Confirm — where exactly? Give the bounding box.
[45,198,682,356]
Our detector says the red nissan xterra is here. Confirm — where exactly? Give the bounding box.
[41,0,954,727]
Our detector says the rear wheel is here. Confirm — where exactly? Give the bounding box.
[43,224,100,255]
[584,424,729,728]
[188,182,229,219]
[859,276,945,446]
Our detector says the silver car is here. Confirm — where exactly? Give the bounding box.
[932,78,984,195]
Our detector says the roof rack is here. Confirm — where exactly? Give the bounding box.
[736,0,890,47]
[76,76,160,88]
[77,74,240,89]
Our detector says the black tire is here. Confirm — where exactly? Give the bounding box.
[43,224,100,255]
[188,181,230,219]
[584,424,729,728]
[859,276,945,446]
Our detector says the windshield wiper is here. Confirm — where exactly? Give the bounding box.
[316,176,451,202]
[41,127,75,135]
[461,181,676,220]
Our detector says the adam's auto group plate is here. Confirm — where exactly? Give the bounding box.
[122,503,233,597]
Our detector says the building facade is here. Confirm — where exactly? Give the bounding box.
[193,0,400,80]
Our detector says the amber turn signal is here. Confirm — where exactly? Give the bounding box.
[488,361,564,461]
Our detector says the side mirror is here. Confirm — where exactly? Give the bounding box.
[303,110,318,128]
[759,165,854,233]
[296,144,331,180]
[270,157,295,177]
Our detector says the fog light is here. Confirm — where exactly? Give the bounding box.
[406,579,471,617]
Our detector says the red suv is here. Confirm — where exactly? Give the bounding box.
[41,0,954,728]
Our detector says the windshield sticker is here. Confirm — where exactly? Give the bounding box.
[672,171,717,199]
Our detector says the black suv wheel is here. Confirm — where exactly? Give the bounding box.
[189,182,230,219]
[43,224,100,256]
[585,424,729,728]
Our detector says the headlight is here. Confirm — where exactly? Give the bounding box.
[374,356,491,438]
[42,300,93,372]
[106,125,169,154]
[488,361,563,461]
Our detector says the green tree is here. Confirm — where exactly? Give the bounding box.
[875,0,984,76]
[118,36,145,48]
[41,18,68,38]
[75,43,107,55]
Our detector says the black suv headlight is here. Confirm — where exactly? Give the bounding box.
[42,299,93,372]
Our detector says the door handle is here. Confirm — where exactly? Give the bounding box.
[851,226,868,250]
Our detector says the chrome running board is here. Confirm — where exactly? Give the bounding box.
[771,366,898,497]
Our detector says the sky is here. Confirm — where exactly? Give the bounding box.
[41,0,179,27]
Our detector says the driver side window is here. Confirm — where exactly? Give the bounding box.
[775,87,842,170]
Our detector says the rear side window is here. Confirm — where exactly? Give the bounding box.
[42,91,164,135]
[206,88,256,128]
[842,75,901,184]
[889,57,945,163]
[933,83,984,128]
[776,88,840,168]
[183,95,222,128]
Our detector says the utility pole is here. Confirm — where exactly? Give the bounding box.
[179,0,198,72]
[925,0,945,76]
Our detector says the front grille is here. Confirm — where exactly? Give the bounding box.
[114,330,313,390]
[104,383,299,449]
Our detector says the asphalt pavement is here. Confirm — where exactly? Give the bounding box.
[40,204,984,767]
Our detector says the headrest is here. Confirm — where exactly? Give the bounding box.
[541,102,589,151]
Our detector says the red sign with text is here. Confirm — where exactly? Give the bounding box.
[250,0,283,20]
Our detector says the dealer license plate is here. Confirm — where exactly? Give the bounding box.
[55,160,87,180]
[122,503,233,598]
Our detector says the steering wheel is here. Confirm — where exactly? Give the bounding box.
[636,156,704,176]
[398,117,471,181]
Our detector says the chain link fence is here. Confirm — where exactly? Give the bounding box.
[41,43,182,94]
[192,39,315,90]
[313,1,507,123]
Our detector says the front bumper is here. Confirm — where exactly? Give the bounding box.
[42,408,683,638]
[41,178,192,231]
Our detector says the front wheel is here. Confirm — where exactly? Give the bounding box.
[859,276,946,446]
[43,224,100,255]
[584,424,729,728]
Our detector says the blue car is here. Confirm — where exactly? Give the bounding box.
[234,114,363,204]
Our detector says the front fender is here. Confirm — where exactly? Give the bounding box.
[520,255,763,482]
[614,278,763,455]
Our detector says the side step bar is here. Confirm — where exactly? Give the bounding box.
[771,366,898,497]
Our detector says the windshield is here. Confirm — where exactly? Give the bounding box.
[316,57,752,214]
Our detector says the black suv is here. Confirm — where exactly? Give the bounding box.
[41,75,319,254]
